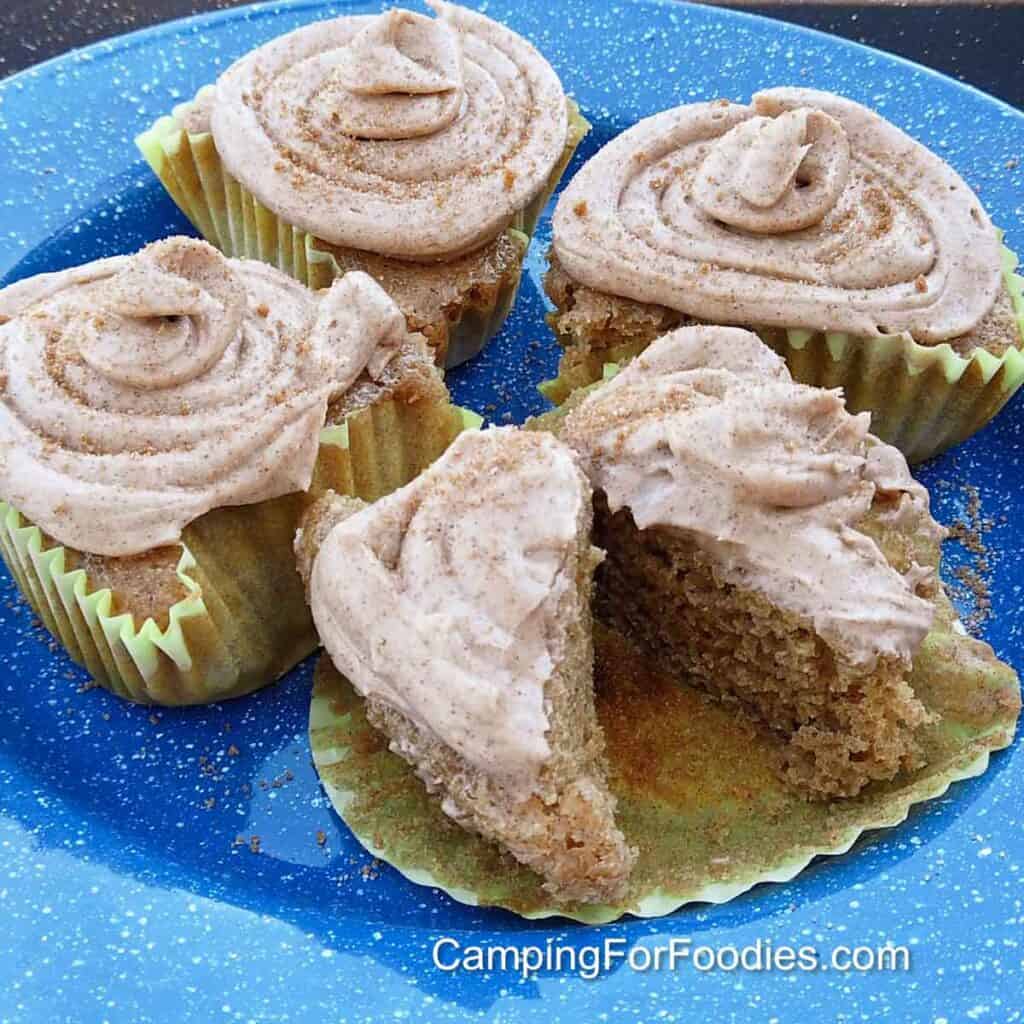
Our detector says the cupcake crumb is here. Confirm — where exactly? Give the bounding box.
[573,200,588,217]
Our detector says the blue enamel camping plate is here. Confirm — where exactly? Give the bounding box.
[1,1,1022,1020]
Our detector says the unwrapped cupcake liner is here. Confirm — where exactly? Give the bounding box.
[310,587,1020,923]
[0,402,478,706]
[137,91,590,368]
[541,244,1024,464]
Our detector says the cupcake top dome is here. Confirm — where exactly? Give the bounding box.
[0,237,415,557]
[208,0,569,261]
[561,325,943,668]
[553,87,1003,343]
[309,427,590,796]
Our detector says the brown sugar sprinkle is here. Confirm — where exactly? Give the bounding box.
[259,768,296,791]
[915,275,928,293]
[945,482,996,632]
[256,303,270,318]
[316,830,327,847]
[572,200,588,218]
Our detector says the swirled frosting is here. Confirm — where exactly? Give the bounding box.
[553,88,1002,343]
[211,0,568,260]
[561,326,938,668]
[0,237,413,557]
[309,427,590,793]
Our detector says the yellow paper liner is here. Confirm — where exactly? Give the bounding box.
[541,245,1024,463]
[0,403,480,706]
[136,90,590,368]
[310,586,1019,923]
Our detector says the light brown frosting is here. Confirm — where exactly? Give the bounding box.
[561,326,939,668]
[553,88,1002,343]
[211,0,568,261]
[0,237,413,557]
[309,427,590,794]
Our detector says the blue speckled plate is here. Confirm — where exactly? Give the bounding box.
[1,1,1022,1020]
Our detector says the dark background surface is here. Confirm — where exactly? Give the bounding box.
[1,0,1022,110]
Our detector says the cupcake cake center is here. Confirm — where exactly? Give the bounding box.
[310,7,465,141]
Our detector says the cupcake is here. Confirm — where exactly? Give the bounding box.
[544,88,1024,462]
[297,428,635,905]
[0,236,472,705]
[307,328,1019,922]
[137,0,589,369]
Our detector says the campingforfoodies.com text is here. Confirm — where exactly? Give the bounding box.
[431,936,911,981]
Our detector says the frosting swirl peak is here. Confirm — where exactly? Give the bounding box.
[694,107,851,233]
[0,238,414,556]
[322,8,464,139]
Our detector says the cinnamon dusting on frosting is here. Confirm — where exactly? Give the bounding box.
[561,326,939,668]
[210,0,568,260]
[553,87,1002,344]
[308,428,590,795]
[0,238,414,556]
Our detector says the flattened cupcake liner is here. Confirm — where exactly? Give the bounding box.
[0,403,478,706]
[310,590,1019,923]
[136,94,590,368]
[541,244,1024,464]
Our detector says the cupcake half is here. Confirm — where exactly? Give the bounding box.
[308,327,1018,921]
[0,236,472,705]
[544,88,1024,462]
[298,427,636,904]
[137,0,588,368]
[555,326,949,797]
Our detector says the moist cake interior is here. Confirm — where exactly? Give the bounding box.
[590,493,934,798]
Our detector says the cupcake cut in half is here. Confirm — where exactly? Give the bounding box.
[298,427,636,904]
[138,0,589,368]
[0,236,472,705]
[544,87,1024,462]
[307,328,1018,921]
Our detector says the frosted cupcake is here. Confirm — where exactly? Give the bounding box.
[0,237,471,705]
[138,0,588,368]
[544,88,1024,462]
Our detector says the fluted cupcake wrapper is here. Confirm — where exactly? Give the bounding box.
[0,402,480,706]
[136,90,590,368]
[309,589,1019,923]
[541,244,1024,464]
